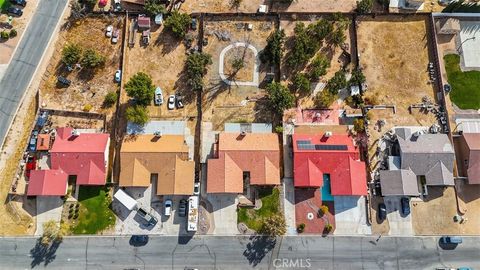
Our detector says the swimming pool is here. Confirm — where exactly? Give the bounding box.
[321,174,334,202]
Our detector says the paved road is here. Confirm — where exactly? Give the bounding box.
[0,0,67,147]
[0,235,478,269]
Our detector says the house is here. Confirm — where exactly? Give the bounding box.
[206,132,280,193]
[27,127,110,196]
[119,134,195,195]
[379,127,455,196]
[455,133,480,184]
[292,130,367,196]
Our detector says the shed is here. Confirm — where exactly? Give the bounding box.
[114,189,138,211]
[137,16,151,30]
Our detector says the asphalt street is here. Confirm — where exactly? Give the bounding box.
[0,235,478,270]
[0,0,68,147]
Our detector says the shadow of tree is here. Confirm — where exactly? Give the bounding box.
[243,235,277,267]
[30,239,62,268]
[154,27,182,55]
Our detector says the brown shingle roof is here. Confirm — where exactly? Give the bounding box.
[119,135,194,195]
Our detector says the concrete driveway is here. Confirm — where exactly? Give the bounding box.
[384,196,413,236]
[35,197,64,236]
[333,196,372,235]
[205,194,238,235]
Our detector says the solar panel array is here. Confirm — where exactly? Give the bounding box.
[296,141,348,151]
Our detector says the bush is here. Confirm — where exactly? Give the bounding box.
[1,31,9,40]
[164,11,191,38]
[62,43,82,66]
[83,104,93,112]
[259,214,287,237]
[349,68,366,86]
[353,118,366,133]
[266,82,295,116]
[185,52,212,90]
[125,72,156,106]
[324,224,333,233]
[364,94,379,105]
[9,29,17,38]
[103,91,117,107]
[357,0,374,13]
[144,0,166,16]
[231,57,244,71]
[274,126,283,134]
[81,48,105,69]
[314,90,337,108]
[286,22,320,69]
[326,70,347,95]
[308,54,330,80]
[318,205,329,217]
[292,73,311,95]
[297,223,305,233]
[260,29,285,66]
[126,105,149,126]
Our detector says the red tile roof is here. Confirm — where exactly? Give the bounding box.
[463,133,480,184]
[50,127,110,185]
[27,169,68,196]
[207,133,280,193]
[293,132,367,196]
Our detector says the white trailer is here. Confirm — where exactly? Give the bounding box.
[114,189,138,211]
[187,196,199,232]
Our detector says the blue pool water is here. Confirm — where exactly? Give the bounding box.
[321,174,334,201]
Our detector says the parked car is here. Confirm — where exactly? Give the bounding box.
[10,0,27,7]
[440,236,463,245]
[191,18,197,30]
[7,6,23,16]
[176,95,184,109]
[443,83,451,93]
[193,182,200,195]
[178,199,187,217]
[154,87,163,105]
[114,70,121,83]
[137,207,158,226]
[113,0,121,11]
[111,29,119,44]
[400,197,410,216]
[167,95,175,110]
[378,203,387,221]
[164,199,172,216]
[25,156,36,178]
[28,130,39,152]
[57,76,71,86]
[105,25,113,37]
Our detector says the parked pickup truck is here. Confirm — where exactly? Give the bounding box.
[137,207,158,226]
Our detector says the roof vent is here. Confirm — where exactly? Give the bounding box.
[71,129,80,137]
[324,131,332,138]
[154,131,162,138]
[240,131,246,137]
[412,131,422,138]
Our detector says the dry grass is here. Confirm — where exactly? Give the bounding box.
[223,47,256,82]
[357,16,437,163]
[271,0,356,12]
[40,17,123,115]
[178,0,262,13]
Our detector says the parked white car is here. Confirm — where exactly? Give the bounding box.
[154,87,164,105]
[193,182,200,195]
[111,29,119,44]
[105,25,113,37]
[167,95,175,110]
[164,199,172,216]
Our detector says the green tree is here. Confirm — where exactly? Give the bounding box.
[164,11,191,38]
[62,43,83,66]
[329,28,346,48]
[309,19,334,41]
[185,52,212,90]
[103,91,118,107]
[266,82,295,116]
[292,73,311,95]
[287,22,319,69]
[81,49,105,69]
[125,72,156,106]
[9,29,17,38]
[260,29,286,66]
[126,105,149,126]
[314,90,337,108]
[231,57,245,71]
[349,68,366,86]
[144,0,166,16]
[353,118,366,133]
[326,70,347,94]
[308,54,330,80]
[357,0,374,13]
[260,214,286,237]
[0,31,8,40]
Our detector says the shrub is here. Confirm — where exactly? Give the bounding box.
[144,0,166,16]
[103,91,118,107]
[185,52,212,90]
[357,0,374,13]
[324,224,333,233]
[297,223,305,233]
[9,29,17,38]
[353,118,366,133]
[308,54,330,80]
[314,90,337,108]
[349,68,366,86]
[1,31,9,40]
[260,29,286,66]
[318,205,329,217]
[259,214,287,237]
[274,126,283,134]
[81,49,105,69]
[164,11,191,38]
[364,94,380,105]
[62,43,82,66]
[83,104,93,112]
[266,82,295,116]
[231,57,244,71]
[125,72,156,106]
[326,70,347,95]
[126,105,149,126]
[292,73,311,95]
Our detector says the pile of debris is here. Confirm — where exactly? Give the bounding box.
[213,30,231,41]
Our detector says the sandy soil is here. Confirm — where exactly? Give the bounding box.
[271,0,356,12]
[39,17,123,115]
[202,19,274,129]
[0,0,39,64]
[223,47,256,82]
[178,0,263,13]
[357,16,438,163]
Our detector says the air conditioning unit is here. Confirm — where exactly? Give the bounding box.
[71,129,80,137]
[153,131,162,137]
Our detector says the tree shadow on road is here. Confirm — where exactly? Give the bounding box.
[30,239,62,268]
[243,235,277,267]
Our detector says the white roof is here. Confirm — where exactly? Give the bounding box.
[114,189,138,211]
[187,196,199,231]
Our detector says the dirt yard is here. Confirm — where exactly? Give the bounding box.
[123,18,197,120]
[39,16,123,115]
[202,18,275,130]
[280,17,355,109]
[271,0,356,12]
[357,16,438,163]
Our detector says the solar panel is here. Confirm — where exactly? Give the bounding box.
[297,144,315,150]
[314,144,348,151]
[296,140,311,145]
